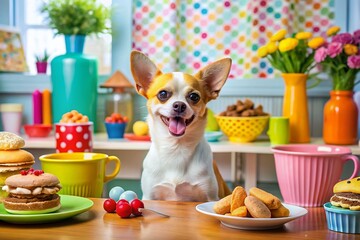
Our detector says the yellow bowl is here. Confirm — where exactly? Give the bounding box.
[215,115,270,143]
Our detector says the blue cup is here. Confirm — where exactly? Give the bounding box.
[105,122,126,139]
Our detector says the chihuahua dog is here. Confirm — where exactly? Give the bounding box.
[130,50,232,201]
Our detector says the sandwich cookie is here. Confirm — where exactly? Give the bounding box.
[2,169,62,214]
[330,177,360,211]
[0,132,35,202]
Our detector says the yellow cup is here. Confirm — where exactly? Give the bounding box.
[39,152,121,197]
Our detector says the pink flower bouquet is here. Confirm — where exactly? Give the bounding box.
[314,26,360,90]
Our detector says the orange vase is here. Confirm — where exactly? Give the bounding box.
[282,73,310,143]
[323,90,358,145]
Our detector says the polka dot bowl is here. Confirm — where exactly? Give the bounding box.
[215,115,269,143]
[55,122,93,153]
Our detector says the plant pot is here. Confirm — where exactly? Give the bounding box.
[281,73,310,143]
[323,90,358,145]
[36,61,48,74]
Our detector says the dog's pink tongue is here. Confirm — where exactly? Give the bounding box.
[169,117,186,136]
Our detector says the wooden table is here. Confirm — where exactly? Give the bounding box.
[0,198,355,240]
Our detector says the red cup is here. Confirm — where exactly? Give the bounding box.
[55,122,93,153]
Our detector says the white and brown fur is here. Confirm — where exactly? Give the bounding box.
[130,50,232,201]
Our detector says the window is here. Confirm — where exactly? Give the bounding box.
[15,0,112,75]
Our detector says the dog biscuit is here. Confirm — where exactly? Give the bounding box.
[270,203,290,218]
[244,196,271,218]
[0,132,25,150]
[249,187,281,210]
[231,206,247,217]
[213,194,232,215]
[219,99,268,117]
[230,186,247,212]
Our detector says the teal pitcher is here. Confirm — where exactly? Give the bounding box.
[51,35,98,131]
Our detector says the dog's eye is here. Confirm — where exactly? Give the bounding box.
[157,90,171,101]
[188,92,200,103]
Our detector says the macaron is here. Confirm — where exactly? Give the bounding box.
[2,170,62,214]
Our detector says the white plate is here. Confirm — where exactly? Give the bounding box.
[196,202,307,230]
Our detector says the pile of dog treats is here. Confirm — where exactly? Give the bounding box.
[219,99,269,117]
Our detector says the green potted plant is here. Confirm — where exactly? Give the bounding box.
[35,50,50,74]
[41,0,111,53]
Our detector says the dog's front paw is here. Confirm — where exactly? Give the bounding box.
[151,183,177,200]
[175,182,208,202]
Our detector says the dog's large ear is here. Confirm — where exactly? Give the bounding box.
[195,58,232,100]
[130,50,162,98]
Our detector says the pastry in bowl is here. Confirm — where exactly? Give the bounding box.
[324,177,360,234]
[216,99,269,142]
[2,169,62,214]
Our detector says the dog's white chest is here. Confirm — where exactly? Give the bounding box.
[141,140,218,201]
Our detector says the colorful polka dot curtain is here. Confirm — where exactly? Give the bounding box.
[132,0,335,79]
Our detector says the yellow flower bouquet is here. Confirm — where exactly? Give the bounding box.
[257,29,327,144]
[258,29,325,74]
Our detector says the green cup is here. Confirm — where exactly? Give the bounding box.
[267,117,290,145]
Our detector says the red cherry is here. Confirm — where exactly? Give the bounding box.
[116,202,132,218]
[103,198,117,213]
[20,170,28,175]
[131,199,144,216]
[117,199,129,205]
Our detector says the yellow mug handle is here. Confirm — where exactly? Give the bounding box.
[104,155,121,182]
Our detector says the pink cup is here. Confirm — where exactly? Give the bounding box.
[55,122,93,153]
[272,145,359,207]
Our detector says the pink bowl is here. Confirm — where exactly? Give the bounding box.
[272,145,359,207]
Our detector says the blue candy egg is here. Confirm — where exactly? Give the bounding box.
[119,190,138,202]
[109,186,125,201]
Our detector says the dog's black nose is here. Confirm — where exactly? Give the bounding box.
[173,101,186,113]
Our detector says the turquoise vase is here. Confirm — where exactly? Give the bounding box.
[51,35,98,131]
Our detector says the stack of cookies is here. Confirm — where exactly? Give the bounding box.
[213,186,290,218]
[0,132,35,202]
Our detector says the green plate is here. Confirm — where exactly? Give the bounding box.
[0,195,93,224]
